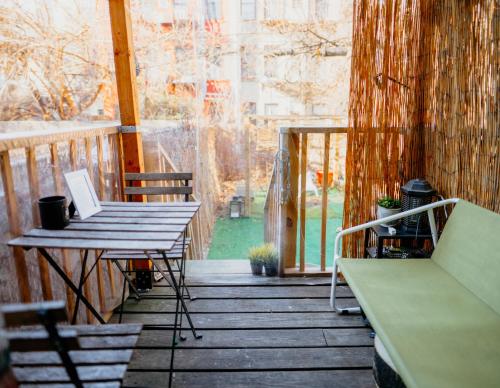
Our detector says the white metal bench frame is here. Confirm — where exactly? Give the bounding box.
[330,198,460,312]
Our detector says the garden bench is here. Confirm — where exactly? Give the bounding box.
[330,199,500,388]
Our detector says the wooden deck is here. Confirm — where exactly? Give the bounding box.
[112,263,375,387]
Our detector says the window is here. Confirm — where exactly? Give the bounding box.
[312,104,328,115]
[243,102,257,115]
[315,0,329,20]
[174,0,188,20]
[241,0,256,20]
[206,0,221,20]
[264,57,277,78]
[265,103,278,116]
[264,0,282,20]
[240,47,256,81]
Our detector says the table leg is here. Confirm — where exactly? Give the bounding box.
[37,248,105,324]
[377,238,384,258]
[363,229,370,258]
[72,250,89,324]
[159,251,202,340]
[176,232,186,341]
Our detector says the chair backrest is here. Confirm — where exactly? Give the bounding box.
[431,200,500,314]
[124,172,193,202]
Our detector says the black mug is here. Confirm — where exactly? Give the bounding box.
[38,196,73,230]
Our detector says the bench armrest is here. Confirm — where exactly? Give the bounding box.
[330,198,460,311]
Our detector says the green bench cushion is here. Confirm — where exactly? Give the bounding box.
[431,201,500,314]
[339,259,500,388]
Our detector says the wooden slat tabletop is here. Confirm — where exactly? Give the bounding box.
[10,323,142,386]
[8,201,200,252]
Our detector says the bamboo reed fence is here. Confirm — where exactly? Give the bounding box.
[343,0,499,257]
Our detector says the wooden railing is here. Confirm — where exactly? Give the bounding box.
[267,126,348,276]
[0,122,123,321]
[157,144,208,259]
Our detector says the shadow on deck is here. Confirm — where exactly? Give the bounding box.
[112,261,375,388]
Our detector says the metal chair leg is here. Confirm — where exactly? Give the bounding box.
[168,264,182,388]
[175,257,194,301]
[118,260,129,324]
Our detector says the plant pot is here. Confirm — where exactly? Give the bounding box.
[377,205,401,227]
[250,262,263,275]
[264,263,278,277]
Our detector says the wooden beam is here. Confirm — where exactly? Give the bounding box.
[0,151,31,302]
[280,132,299,273]
[109,0,140,126]
[109,0,144,201]
[299,134,308,273]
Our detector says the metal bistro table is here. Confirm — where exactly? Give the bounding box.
[7,201,200,330]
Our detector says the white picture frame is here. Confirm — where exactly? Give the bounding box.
[64,169,102,220]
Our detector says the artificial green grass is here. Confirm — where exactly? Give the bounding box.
[207,190,344,267]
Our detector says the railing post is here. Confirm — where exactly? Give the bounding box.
[278,128,299,276]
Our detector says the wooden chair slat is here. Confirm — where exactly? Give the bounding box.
[1,301,67,327]
[7,329,80,352]
[125,172,192,181]
[10,349,133,366]
[124,186,193,196]
[12,365,127,383]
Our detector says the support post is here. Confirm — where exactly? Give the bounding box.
[109,0,145,196]
[278,129,299,275]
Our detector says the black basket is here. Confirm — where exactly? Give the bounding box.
[400,179,436,232]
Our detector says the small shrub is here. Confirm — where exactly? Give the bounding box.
[248,243,278,265]
[377,196,401,209]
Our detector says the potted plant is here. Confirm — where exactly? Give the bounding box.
[248,245,264,275]
[261,244,279,277]
[377,196,401,227]
[248,244,278,276]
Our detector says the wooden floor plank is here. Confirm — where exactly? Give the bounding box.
[117,271,374,388]
[147,285,352,298]
[135,328,372,349]
[112,312,365,329]
[124,370,376,388]
[128,347,374,370]
[121,297,358,313]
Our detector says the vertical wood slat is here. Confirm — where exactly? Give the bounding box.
[299,134,308,273]
[320,133,331,272]
[50,143,75,314]
[26,147,53,300]
[69,140,94,323]
[85,137,106,316]
[84,138,94,184]
[97,135,116,299]
[244,125,251,217]
[0,151,31,302]
[93,136,107,313]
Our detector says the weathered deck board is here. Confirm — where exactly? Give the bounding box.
[146,285,353,298]
[128,347,373,370]
[121,297,358,313]
[111,312,364,328]
[135,328,372,348]
[125,370,376,388]
[118,273,373,387]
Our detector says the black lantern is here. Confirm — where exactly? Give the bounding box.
[229,196,244,218]
[400,179,436,232]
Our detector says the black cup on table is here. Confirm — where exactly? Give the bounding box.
[38,196,72,230]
